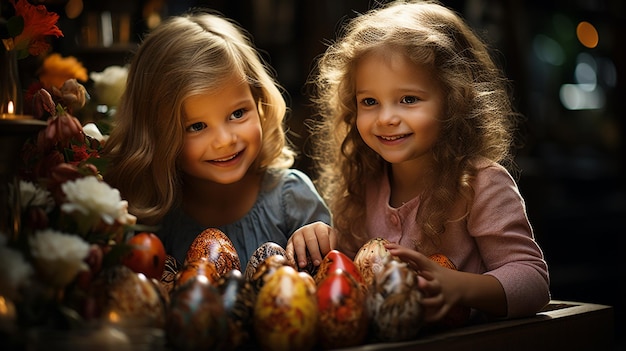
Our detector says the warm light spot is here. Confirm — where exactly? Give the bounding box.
[7,101,14,114]
[107,310,121,323]
[577,21,598,48]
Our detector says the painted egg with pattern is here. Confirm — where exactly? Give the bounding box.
[166,275,228,350]
[353,237,399,289]
[367,258,424,342]
[317,268,368,349]
[175,257,221,288]
[160,254,180,296]
[254,265,318,351]
[314,249,364,287]
[248,254,292,297]
[428,253,471,328]
[243,241,287,282]
[89,265,166,328]
[185,228,241,276]
[216,269,255,350]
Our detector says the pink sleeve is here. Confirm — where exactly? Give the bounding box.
[468,164,551,318]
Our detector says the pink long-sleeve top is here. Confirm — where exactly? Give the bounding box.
[363,159,550,318]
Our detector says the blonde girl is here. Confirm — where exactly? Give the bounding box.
[103,11,331,268]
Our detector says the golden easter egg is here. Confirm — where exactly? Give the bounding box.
[367,258,424,342]
[248,254,292,297]
[254,265,318,351]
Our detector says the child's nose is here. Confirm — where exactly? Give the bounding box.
[377,105,401,125]
[211,126,236,148]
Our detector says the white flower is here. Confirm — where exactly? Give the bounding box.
[83,122,107,142]
[117,200,137,226]
[29,229,90,288]
[89,65,128,107]
[0,246,34,300]
[61,176,126,226]
[17,180,54,211]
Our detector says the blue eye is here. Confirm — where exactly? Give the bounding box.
[401,95,419,104]
[361,98,377,106]
[186,122,206,132]
[230,108,246,120]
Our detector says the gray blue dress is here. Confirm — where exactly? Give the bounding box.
[156,168,331,269]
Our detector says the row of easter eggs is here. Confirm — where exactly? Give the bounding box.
[87,228,466,351]
[159,228,428,351]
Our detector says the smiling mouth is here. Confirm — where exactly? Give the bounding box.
[213,151,240,162]
[379,134,410,141]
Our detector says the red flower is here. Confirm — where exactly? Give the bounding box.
[6,0,63,57]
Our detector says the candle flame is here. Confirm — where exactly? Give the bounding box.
[8,101,14,114]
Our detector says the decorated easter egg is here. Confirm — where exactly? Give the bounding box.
[166,275,228,350]
[367,258,424,342]
[254,266,318,351]
[317,268,368,349]
[244,241,287,282]
[216,269,255,350]
[248,254,292,297]
[89,265,166,328]
[428,253,471,328]
[175,257,221,288]
[185,228,241,275]
[160,254,180,295]
[314,249,364,287]
[353,237,399,288]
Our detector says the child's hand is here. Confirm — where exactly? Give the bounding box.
[286,221,336,269]
[385,243,464,323]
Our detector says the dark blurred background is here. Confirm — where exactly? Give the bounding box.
[21,0,626,347]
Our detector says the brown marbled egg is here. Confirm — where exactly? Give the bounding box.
[216,269,255,350]
[166,275,228,350]
[175,257,221,288]
[89,265,166,328]
[243,241,287,282]
[353,237,399,289]
[185,228,241,276]
[160,254,180,296]
[248,254,292,297]
[317,269,368,349]
[366,258,424,342]
[254,266,318,351]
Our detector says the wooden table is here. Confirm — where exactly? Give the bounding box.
[335,300,615,351]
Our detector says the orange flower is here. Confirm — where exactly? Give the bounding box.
[38,53,88,89]
[4,0,63,58]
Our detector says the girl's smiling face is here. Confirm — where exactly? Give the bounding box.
[179,79,262,184]
[355,51,443,167]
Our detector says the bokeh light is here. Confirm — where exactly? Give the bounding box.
[576,21,599,48]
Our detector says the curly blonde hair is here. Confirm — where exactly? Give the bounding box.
[309,0,521,253]
[103,11,294,225]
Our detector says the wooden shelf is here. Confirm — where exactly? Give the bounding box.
[335,300,615,351]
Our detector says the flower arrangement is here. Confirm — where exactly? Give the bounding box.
[1,0,63,59]
[0,76,139,333]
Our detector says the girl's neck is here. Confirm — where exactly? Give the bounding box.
[181,171,264,227]
[388,161,435,208]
